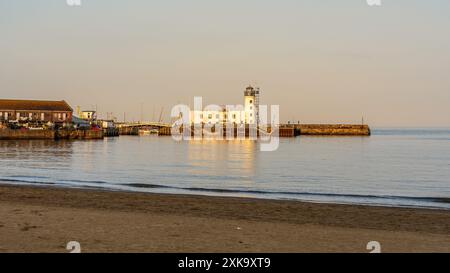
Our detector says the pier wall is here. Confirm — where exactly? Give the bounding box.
[103,128,120,137]
[56,130,103,140]
[159,125,296,138]
[0,129,55,140]
[119,127,139,135]
[158,126,172,136]
[274,127,296,137]
[123,124,370,137]
[293,124,370,136]
[0,129,103,140]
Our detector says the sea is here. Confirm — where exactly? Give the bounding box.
[1,128,449,209]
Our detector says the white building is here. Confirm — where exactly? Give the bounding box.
[189,86,260,125]
[80,110,97,121]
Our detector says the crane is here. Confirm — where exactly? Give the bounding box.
[158,107,164,123]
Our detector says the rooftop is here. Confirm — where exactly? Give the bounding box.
[0,99,73,112]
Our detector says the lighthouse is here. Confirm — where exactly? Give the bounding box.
[188,85,260,125]
[244,85,260,125]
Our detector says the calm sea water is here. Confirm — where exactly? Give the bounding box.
[1,129,449,209]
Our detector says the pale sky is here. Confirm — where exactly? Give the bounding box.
[1,0,449,127]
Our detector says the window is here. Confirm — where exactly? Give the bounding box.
[63,113,67,120]
[208,114,212,119]
[216,114,219,119]
[250,106,252,110]
[29,113,33,120]
[41,113,45,120]
[250,113,253,117]
[232,114,236,119]
[249,100,253,104]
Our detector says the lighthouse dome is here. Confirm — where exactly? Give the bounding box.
[244,85,256,96]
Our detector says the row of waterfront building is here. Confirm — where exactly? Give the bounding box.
[0,99,73,125]
[0,98,116,134]
[0,85,263,129]
[0,85,371,137]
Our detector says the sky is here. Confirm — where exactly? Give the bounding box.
[1,0,449,127]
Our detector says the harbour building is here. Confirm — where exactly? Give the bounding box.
[189,85,260,125]
[0,99,73,124]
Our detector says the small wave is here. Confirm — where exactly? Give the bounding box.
[117,182,450,204]
[1,176,110,185]
[0,178,56,186]
[1,178,449,207]
[7,175,51,180]
[60,179,109,185]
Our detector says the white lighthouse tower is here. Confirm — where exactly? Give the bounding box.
[244,85,260,125]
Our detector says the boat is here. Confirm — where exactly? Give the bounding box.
[138,128,159,135]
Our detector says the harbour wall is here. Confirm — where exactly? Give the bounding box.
[159,125,296,138]
[0,129,55,140]
[56,130,103,140]
[292,124,371,136]
[0,129,103,140]
[103,128,120,137]
[160,124,370,137]
[119,127,139,135]
[0,125,369,140]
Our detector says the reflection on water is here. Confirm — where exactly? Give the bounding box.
[0,140,74,170]
[187,140,256,183]
[0,129,450,209]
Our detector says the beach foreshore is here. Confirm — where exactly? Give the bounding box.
[0,184,449,253]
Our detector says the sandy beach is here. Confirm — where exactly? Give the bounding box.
[0,184,449,253]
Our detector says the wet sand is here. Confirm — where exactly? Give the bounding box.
[0,184,449,253]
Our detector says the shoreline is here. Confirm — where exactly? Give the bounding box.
[2,180,449,211]
[1,184,450,252]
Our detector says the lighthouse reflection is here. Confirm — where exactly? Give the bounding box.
[187,139,257,186]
